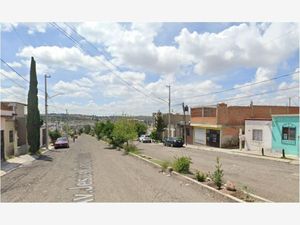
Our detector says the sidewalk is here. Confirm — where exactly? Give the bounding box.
[185,144,299,164]
[0,145,54,177]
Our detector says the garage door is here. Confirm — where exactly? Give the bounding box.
[194,128,206,145]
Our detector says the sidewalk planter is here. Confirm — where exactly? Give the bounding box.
[272,114,299,156]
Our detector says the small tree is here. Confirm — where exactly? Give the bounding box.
[84,124,91,134]
[112,119,137,147]
[49,129,62,143]
[94,121,105,140]
[134,121,147,137]
[150,129,158,141]
[155,111,166,140]
[102,120,114,140]
[213,157,224,190]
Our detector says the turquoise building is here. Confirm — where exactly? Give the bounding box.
[272,114,299,156]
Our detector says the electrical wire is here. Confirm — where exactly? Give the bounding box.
[50,22,167,104]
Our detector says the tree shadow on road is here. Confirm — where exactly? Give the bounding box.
[36,155,53,162]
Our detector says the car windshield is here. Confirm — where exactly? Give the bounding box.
[57,137,67,141]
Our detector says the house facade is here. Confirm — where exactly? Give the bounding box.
[152,112,192,143]
[190,103,299,148]
[272,114,299,156]
[0,102,28,159]
[244,119,272,152]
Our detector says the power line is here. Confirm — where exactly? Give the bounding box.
[187,85,299,108]
[1,58,46,94]
[172,71,299,104]
[0,72,28,89]
[50,22,167,104]
[1,58,30,83]
[64,22,169,104]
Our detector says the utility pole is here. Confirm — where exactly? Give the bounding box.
[66,109,69,138]
[289,97,291,107]
[166,85,171,137]
[182,102,189,146]
[44,74,51,150]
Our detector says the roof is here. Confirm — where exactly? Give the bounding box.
[272,114,300,117]
[0,101,27,106]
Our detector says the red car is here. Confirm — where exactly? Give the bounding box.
[54,137,69,149]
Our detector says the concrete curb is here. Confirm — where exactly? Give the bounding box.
[183,145,298,163]
[128,152,248,203]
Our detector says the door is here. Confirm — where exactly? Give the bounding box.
[206,129,220,147]
[194,128,206,145]
[1,130,5,160]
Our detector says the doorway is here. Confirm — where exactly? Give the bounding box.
[1,130,5,160]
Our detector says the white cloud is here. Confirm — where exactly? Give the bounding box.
[17,45,111,73]
[175,23,299,76]
[0,85,27,103]
[76,22,187,75]
[52,78,94,98]
[1,22,48,34]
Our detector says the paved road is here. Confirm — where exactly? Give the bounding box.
[1,135,227,202]
[136,142,299,202]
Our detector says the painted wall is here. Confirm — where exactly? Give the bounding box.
[272,115,299,156]
[244,120,272,151]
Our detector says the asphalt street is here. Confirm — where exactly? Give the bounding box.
[136,141,300,202]
[1,134,227,202]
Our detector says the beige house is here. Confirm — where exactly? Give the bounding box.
[1,102,28,160]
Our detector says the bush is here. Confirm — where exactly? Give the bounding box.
[124,144,140,155]
[172,156,192,174]
[48,129,61,143]
[109,137,125,149]
[161,160,170,172]
[213,157,224,189]
[195,170,207,182]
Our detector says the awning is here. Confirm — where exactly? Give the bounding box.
[190,123,222,130]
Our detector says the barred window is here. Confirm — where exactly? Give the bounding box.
[282,127,296,141]
[252,129,262,141]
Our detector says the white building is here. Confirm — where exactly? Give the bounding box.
[244,118,272,152]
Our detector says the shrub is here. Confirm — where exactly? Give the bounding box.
[124,144,140,155]
[172,156,192,174]
[213,157,224,189]
[195,170,207,182]
[48,129,61,143]
[161,160,170,172]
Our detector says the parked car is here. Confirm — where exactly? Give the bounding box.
[54,137,69,149]
[139,134,151,143]
[163,137,184,147]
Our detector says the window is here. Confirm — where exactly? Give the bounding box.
[9,130,13,143]
[282,127,296,141]
[252,129,262,141]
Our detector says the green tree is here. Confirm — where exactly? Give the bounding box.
[155,111,166,140]
[84,124,91,134]
[112,119,137,147]
[134,121,147,137]
[213,157,224,190]
[94,121,105,140]
[26,57,41,154]
[49,129,62,143]
[102,120,114,140]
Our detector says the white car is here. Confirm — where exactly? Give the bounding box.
[139,134,151,143]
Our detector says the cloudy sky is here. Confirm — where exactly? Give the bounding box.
[0,22,299,116]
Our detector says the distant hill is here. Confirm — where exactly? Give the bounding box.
[41,113,153,125]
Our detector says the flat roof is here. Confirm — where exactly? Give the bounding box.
[0,101,27,106]
[272,114,299,117]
